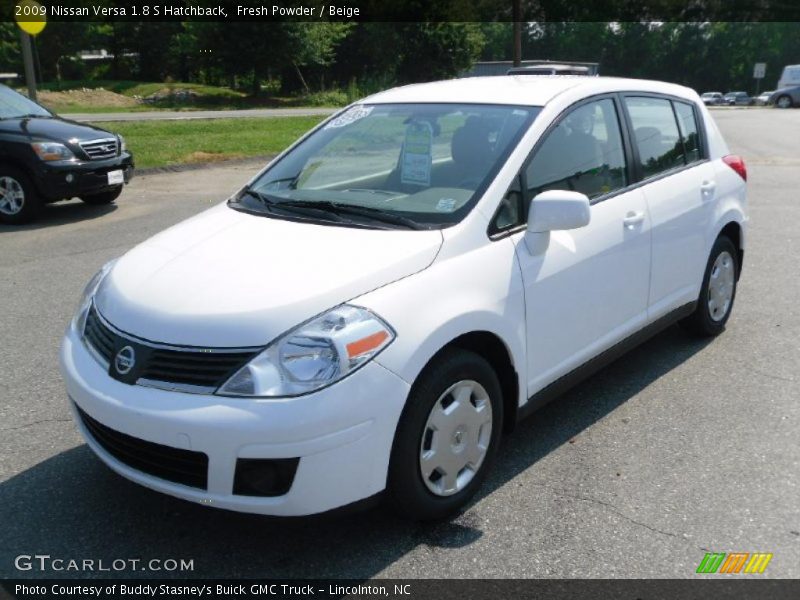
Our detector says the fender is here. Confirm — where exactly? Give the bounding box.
[357,236,528,410]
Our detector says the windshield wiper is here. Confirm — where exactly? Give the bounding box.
[276,200,426,230]
[236,189,346,222]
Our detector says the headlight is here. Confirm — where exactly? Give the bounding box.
[31,141,75,162]
[218,305,395,398]
[118,134,127,153]
[72,259,117,333]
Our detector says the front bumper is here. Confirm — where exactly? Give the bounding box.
[60,323,409,516]
[34,153,134,202]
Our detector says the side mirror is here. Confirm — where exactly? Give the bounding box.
[527,190,591,233]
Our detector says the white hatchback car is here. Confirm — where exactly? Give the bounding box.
[61,76,748,520]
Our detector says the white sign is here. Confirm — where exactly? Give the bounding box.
[753,63,766,79]
[400,122,433,186]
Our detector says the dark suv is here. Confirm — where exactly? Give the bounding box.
[0,84,134,224]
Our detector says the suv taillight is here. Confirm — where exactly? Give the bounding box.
[723,155,747,182]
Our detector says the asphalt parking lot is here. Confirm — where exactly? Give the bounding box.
[1,108,798,579]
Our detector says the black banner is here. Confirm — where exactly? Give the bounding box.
[4,0,800,23]
[3,580,800,600]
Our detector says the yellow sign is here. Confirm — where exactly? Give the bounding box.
[14,0,47,36]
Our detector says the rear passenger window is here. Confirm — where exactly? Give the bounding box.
[624,97,685,178]
[526,98,627,200]
[673,102,702,164]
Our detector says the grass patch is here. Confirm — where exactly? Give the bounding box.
[35,80,349,112]
[38,80,243,99]
[92,116,325,169]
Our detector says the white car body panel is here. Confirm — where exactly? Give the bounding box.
[95,202,443,347]
[61,76,748,515]
[512,186,651,396]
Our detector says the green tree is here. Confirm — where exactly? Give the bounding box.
[0,23,21,74]
[191,21,350,94]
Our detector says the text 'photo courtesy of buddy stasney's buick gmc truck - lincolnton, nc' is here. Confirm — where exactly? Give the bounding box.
[61,75,747,521]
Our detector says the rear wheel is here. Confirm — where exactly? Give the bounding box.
[387,349,503,521]
[776,95,793,109]
[680,236,739,337]
[0,167,40,225]
[80,186,123,205]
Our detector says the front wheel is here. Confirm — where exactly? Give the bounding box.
[776,95,793,109]
[387,349,503,521]
[80,186,123,205]
[680,236,739,337]
[0,167,40,225]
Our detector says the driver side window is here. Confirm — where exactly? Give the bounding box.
[526,98,628,200]
[491,98,628,234]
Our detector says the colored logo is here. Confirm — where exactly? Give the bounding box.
[696,552,773,574]
[114,345,136,375]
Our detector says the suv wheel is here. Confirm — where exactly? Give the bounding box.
[680,236,739,337]
[0,167,40,225]
[387,349,503,521]
[80,186,123,205]
[776,95,793,109]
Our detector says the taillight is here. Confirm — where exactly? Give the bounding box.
[723,155,747,182]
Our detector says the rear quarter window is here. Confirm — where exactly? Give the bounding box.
[672,101,702,164]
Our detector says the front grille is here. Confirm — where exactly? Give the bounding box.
[83,304,259,392]
[139,348,256,388]
[84,305,115,363]
[76,403,209,489]
[79,138,119,160]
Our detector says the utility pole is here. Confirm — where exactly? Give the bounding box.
[19,30,37,101]
[512,0,522,67]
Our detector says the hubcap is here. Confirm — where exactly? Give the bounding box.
[0,176,25,216]
[777,96,791,108]
[419,380,493,497]
[708,250,735,322]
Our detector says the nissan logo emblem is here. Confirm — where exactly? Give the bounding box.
[114,345,136,375]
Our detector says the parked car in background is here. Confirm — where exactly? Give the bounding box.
[769,85,800,108]
[62,76,748,520]
[701,92,724,106]
[754,91,775,106]
[777,64,800,90]
[0,83,134,225]
[723,91,753,106]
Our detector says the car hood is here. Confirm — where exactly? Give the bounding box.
[95,203,443,347]
[0,115,114,143]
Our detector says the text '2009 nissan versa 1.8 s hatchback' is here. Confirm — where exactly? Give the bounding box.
[61,76,747,520]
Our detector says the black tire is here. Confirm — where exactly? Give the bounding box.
[680,236,739,337]
[0,166,41,225]
[775,95,793,109]
[386,349,503,521]
[80,186,123,205]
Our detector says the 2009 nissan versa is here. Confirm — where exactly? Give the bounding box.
[61,76,748,520]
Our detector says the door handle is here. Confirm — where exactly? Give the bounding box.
[623,211,646,229]
[701,180,717,197]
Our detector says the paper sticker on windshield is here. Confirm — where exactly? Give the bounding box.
[324,105,373,129]
[401,122,433,186]
[436,198,457,212]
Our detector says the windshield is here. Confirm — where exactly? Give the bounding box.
[0,84,52,119]
[233,103,539,228]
